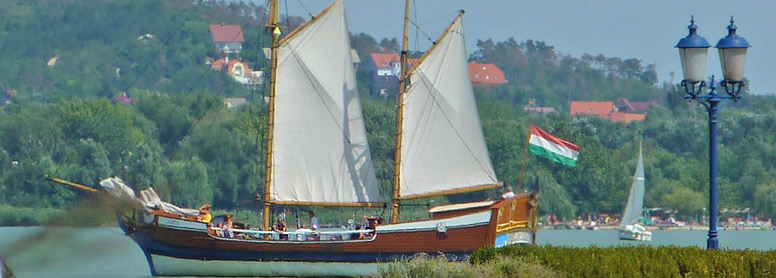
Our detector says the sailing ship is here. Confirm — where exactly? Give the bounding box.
[53,1,538,276]
[617,142,652,241]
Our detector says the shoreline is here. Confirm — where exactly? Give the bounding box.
[539,225,774,231]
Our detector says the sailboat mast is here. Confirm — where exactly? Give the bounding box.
[263,0,280,231]
[392,0,412,224]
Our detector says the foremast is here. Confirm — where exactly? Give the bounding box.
[264,0,280,231]
[392,0,412,224]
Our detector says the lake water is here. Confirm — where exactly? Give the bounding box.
[2,226,775,277]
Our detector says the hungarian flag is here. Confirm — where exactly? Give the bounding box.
[528,125,579,168]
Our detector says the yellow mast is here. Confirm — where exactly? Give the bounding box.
[392,0,412,224]
[263,0,280,232]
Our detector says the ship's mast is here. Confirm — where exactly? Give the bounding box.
[392,0,411,224]
[264,0,280,231]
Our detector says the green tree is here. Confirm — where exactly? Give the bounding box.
[157,158,211,208]
[662,186,705,217]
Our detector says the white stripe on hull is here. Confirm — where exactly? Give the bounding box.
[151,254,384,277]
[377,211,491,233]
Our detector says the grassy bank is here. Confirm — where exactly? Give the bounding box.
[0,205,62,226]
[379,245,776,277]
[379,253,559,278]
[0,197,128,227]
[469,245,776,277]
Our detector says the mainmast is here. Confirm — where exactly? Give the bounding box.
[263,0,281,231]
[392,0,412,224]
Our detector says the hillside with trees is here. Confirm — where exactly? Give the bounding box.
[2,0,776,226]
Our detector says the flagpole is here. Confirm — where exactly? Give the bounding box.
[517,124,533,192]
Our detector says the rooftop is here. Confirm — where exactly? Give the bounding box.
[370,53,400,68]
[570,101,615,119]
[468,63,507,84]
[209,24,245,43]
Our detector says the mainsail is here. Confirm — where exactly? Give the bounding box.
[620,143,646,228]
[398,15,498,199]
[270,0,381,205]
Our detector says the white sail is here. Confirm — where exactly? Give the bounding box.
[399,16,498,198]
[620,143,645,228]
[271,0,381,204]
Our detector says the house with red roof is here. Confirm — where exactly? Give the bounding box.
[364,53,401,98]
[570,101,616,119]
[468,63,507,87]
[210,58,262,89]
[366,53,401,77]
[571,101,648,123]
[616,98,657,113]
[210,24,245,55]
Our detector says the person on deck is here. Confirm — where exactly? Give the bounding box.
[500,186,515,200]
[276,217,288,240]
[198,204,212,223]
[307,211,320,240]
[220,214,235,238]
[308,211,319,230]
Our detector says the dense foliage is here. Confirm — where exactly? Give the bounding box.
[380,253,559,278]
[471,245,776,277]
[2,0,776,227]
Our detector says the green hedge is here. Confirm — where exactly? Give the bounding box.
[471,245,776,278]
[0,205,62,226]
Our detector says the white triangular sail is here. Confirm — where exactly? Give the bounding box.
[270,0,381,204]
[620,143,646,228]
[399,16,498,198]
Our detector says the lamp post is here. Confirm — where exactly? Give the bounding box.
[675,16,750,250]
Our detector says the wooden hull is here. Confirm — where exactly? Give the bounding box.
[119,194,538,276]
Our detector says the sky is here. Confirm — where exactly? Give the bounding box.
[276,0,775,95]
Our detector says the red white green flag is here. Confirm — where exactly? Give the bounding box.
[528,125,579,168]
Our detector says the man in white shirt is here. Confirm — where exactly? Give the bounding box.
[500,186,515,200]
[308,211,319,230]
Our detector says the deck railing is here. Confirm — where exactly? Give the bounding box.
[209,227,376,242]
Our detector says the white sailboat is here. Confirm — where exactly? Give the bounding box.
[618,142,652,241]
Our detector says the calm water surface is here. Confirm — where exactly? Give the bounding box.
[2,227,775,277]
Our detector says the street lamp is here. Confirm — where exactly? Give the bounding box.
[675,16,750,250]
